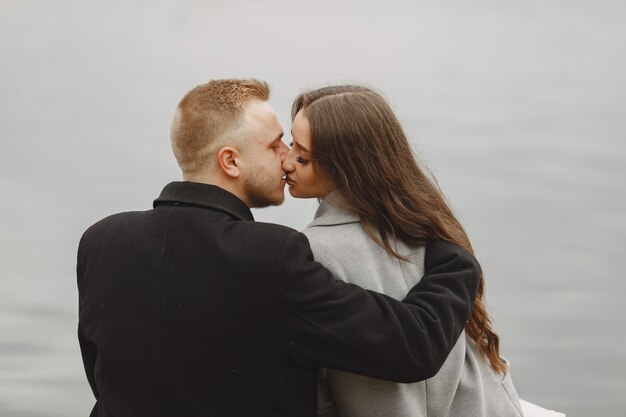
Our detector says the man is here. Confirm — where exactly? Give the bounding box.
[77,79,480,417]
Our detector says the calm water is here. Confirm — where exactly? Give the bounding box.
[1,1,625,416]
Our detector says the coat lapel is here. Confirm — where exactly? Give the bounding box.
[307,192,360,228]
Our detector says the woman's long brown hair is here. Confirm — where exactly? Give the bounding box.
[292,85,507,374]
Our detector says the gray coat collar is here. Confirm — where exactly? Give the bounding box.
[307,192,360,227]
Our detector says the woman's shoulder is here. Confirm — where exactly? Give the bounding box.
[306,194,360,228]
[302,195,364,252]
[302,218,366,263]
[302,199,426,296]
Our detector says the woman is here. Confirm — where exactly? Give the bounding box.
[282,85,560,417]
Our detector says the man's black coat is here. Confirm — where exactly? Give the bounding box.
[77,181,479,417]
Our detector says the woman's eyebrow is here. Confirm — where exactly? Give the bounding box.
[292,140,310,153]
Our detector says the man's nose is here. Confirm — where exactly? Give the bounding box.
[279,142,289,158]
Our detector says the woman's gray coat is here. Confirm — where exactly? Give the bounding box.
[303,195,523,417]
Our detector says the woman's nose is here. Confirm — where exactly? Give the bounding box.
[282,150,295,171]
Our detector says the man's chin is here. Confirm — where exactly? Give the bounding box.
[247,192,284,209]
[267,193,285,207]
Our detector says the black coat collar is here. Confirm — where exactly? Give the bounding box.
[153,181,254,221]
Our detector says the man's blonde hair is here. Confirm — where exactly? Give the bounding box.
[170,79,270,174]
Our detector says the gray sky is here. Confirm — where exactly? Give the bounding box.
[1,1,625,416]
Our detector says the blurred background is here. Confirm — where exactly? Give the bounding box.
[1,0,624,416]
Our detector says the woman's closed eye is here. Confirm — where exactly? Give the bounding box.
[289,142,310,164]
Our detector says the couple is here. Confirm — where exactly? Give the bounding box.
[77,79,522,417]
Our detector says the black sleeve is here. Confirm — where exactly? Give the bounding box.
[78,326,99,400]
[77,231,100,402]
[277,234,479,383]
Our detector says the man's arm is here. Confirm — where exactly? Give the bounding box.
[77,231,100,406]
[78,326,99,400]
[277,234,479,383]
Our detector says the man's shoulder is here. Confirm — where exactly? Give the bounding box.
[235,220,301,245]
[80,210,146,242]
[90,210,146,228]
[248,220,297,233]
[223,221,317,266]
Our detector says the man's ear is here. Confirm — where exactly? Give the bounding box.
[216,146,240,178]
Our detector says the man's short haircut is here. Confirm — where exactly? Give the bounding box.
[170,79,270,174]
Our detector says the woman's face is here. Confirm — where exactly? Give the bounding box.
[282,110,329,199]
